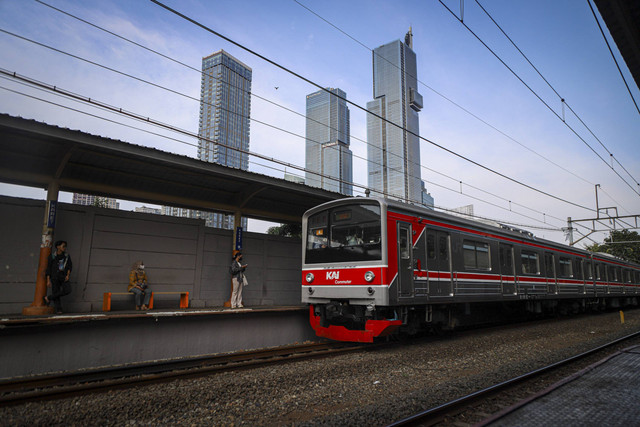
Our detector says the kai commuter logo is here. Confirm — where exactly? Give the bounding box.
[326,271,339,280]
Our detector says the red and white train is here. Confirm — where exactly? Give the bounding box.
[301,197,640,342]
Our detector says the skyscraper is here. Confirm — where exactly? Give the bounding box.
[305,88,353,195]
[197,50,252,229]
[367,29,423,203]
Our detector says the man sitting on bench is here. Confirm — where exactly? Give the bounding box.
[129,261,151,310]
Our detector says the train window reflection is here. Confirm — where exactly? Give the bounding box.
[463,240,491,270]
[427,235,436,260]
[305,204,382,264]
[399,229,410,260]
[558,257,573,278]
[521,250,540,275]
[438,237,448,261]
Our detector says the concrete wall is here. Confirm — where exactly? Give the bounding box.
[0,196,303,315]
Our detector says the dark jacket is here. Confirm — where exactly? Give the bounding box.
[229,260,245,280]
[46,252,72,281]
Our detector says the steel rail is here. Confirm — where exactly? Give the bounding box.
[387,330,640,426]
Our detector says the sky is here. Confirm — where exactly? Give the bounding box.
[0,0,638,246]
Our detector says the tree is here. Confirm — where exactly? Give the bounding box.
[92,196,109,208]
[267,223,302,238]
[584,229,640,264]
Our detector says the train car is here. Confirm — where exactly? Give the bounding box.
[301,197,640,342]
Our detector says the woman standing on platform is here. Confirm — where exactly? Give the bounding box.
[129,260,151,310]
[229,251,248,309]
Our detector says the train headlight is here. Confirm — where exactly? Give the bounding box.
[305,273,315,283]
[364,271,375,282]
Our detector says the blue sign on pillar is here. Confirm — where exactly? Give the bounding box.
[235,226,243,250]
[47,201,57,228]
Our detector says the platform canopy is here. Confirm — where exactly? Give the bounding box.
[0,114,343,223]
[595,0,640,90]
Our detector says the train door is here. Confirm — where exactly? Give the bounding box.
[544,252,557,294]
[398,222,414,298]
[499,243,515,295]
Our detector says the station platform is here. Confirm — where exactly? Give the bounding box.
[0,305,317,380]
[481,345,640,426]
[0,305,307,327]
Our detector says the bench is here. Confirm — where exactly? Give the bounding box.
[102,291,189,311]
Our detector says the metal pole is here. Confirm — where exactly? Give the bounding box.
[595,184,600,219]
[567,217,574,246]
[224,211,243,308]
[23,181,58,315]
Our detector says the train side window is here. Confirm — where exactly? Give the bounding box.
[521,250,540,275]
[399,228,410,260]
[427,234,436,260]
[463,240,491,270]
[438,236,448,261]
[608,266,618,282]
[558,257,573,278]
[595,264,602,280]
[625,269,632,283]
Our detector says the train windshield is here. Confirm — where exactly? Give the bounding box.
[305,203,382,264]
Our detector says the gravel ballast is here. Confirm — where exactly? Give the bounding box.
[3,309,640,426]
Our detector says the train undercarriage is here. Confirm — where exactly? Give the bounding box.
[310,297,640,342]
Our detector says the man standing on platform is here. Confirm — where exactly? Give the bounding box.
[44,240,72,314]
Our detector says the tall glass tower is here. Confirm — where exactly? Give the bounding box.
[305,88,353,195]
[197,50,251,229]
[367,29,423,203]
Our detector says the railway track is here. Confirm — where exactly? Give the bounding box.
[0,341,368,407]
[387,330,640,426]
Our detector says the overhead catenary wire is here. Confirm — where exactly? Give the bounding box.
[1,68,573,234]
[31,0,612,225]
[29,2,500,212]
[438,0,640,198]
[0,21,580,228]
[6,3,617,235]
[148,0,597,213]
[0,79,368,197]
[3,7,610,237]
[474,0,640,196]
[292,0,597,189]
[290,0,637,235]
[0,75,568,234]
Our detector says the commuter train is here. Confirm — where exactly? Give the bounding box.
[301,197,640,342]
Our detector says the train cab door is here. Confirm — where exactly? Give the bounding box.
[544,252,557,294]
[499,243,515,295]
[398,222,414,298]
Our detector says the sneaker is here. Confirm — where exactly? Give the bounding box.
[238,304,244,308]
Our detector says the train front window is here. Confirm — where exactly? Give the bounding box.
[305,204,382,264]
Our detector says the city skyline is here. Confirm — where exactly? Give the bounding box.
[0,1,638,245]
